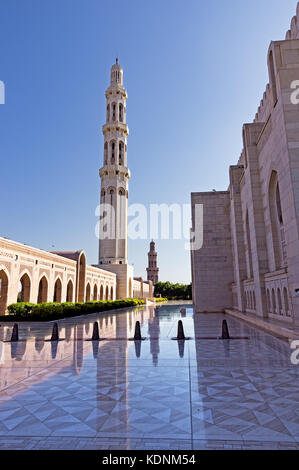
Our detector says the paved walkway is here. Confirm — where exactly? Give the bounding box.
[0,304,298,450]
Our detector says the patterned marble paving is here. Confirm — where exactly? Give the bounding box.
[0,304,298,449]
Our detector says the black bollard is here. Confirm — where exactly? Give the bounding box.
[51,322,59,341]
[91,321,100,341]
[177,320,185,340]
[11,323,19,342]
[134,321,142,340]
[221,319,230,339]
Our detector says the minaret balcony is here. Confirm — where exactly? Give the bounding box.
[102,122,129,136]
[99,165,130,179]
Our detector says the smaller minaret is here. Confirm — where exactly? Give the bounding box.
[146,241,159,284]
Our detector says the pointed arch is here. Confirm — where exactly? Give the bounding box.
[37,275,48,303]
[104,142,108,165]
[86,282,91,301]
[100,284,104,300]
[93,283,98,301]
[66,279,74,302]
[110,140,116,164]
[245,210,253,279]
[271,288,276,314]
[77,252,86,302]
[118,141,124,165]
[112,102,116,121]
[277,288,282,315]
[267,289,271,313]
[53,277,62,303]
[269,171,286,270]
[105,284,109,300]
[283,287,290,317]
[0,267,9,315]
[18,272,31,302]
[119,103,123,122]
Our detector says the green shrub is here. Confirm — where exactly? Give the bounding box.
[4,298,145,321]
[7,302,35,316]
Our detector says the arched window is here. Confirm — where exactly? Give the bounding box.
[86,283,91,301]
[119,103,123,122]
[37,276,48,303]
[18,273,31,302]
[111,141,115,164]
[245,211,253,279]
[283,287,290,316]
[106,104,110,122]
[119,141,124,165]
[93,284,98,301]
[269,171,286,269]
[66,280,73,302]
[267,289,271,313]
[0,269,9,315]
[104,142,108,165]
[53,278,62,303]
[277,288,282,315]
[112,103,116,121]
[272,288,276,314]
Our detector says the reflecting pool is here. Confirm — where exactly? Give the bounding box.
[0,303,298,450]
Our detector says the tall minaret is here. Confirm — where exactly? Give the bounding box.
[98,59,130,266]
[147,241,159,284]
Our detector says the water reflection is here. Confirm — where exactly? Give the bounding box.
[177,339,185,358]
[134,340,141,358]
[35,337,45,353]
[92,340,99,359]
[148,310,160,366]
[51,340,58,359]
[10,340,27,360]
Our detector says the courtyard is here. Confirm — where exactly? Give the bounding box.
[0,303,297,450]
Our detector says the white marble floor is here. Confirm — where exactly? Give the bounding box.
[0,304,298,450]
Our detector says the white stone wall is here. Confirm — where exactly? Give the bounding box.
[191,3,299,328]
[0,237,116,314]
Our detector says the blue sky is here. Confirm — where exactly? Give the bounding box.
[0,0,297,283]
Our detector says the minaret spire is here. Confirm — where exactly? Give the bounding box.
[147,241,159,284]
[98,61,130,266]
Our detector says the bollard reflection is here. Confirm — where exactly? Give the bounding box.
[177,339,185,358]
[134,339,141,358]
